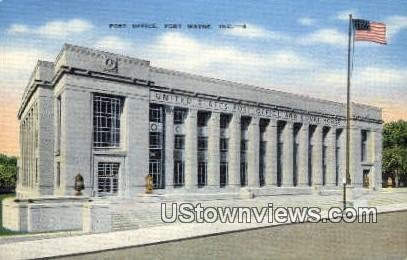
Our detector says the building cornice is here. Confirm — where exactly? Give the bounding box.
[18,65,383,124]
[150,66,382,114]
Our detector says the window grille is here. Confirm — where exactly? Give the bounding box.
[174,161,185,187]
[149,104,165,189]
[93,94,122,148]
[97,162,119,196]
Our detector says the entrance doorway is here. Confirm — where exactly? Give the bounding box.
[363,169,370,188]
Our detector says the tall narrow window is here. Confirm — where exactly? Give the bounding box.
[361,130,368,162]
[197,112,209,187]
[308,125,316,186]
[197,136,208,187]
[174,135,185,187]
[56,162,61,187]
[220,114,231,187]
[335,129,343,186]
[56,96,61,153]
[277,121,285,187]
[293,124,301,187]
[322,127,329,186]
[259,119,268,187]
[35,158,38,184]
[240,139,248,187]
[149,104,165,189]
[240,117,250,187]
[93,94,123,148]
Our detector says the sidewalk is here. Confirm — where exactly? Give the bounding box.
[0,189,406,259]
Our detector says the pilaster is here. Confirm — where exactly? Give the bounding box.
[248,117,260,187]
[184,108,198,189]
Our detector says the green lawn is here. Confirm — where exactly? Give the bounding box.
[0,193,21,236]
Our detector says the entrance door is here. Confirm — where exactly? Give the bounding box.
[363,169,370,188]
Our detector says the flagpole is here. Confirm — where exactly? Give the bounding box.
[344,13,352,209]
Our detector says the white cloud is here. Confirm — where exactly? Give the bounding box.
[6,19,93,39]
[354,67,407,87]
[297,28,347,46]
[0,46,52,83]
[224,23,290,40]
[94,36,134,53]
[149,32,311,72]
[7,24,29,34]
[385,15,407,40]
[298,17,315,26]
[336,10,357,21]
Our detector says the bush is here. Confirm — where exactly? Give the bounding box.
[0,154,17,194]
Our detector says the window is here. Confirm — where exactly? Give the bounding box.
[149,160,162,189]
[240,162,248,186]
[198,162,207,187]
[277,122,285,187]
[220,137,228,187]
[308,144,313,186]
[174,134,185,187]
[93,94,123,148]
[259,140,266,186]
[361,130,368,162]
[197,112,210,127]
[277,142,283,187]
[220,114,231,129]
[97,162,119,196]
[57,96,61,152]
[35,158,38,183]
[322,145,327,185]
[175,135,185,149]
[220,162,228,187]
[174,108,187,124]
[220,138,229,151]
[174,161,184,187]
[240,140,248,187]
[149,104,165,189]
[198,137,208,150]
[149,132,162,149]
[149,105,163,123]
[56,162,60,187]
[293,143,299,186]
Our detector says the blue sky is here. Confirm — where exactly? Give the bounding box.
[0,0,406,154]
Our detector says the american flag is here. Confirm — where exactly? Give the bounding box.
[352,19,387,44]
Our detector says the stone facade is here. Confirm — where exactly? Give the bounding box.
[3,44,383,232]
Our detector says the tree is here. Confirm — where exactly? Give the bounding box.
[383,120,407,187]
[0,154,17,193]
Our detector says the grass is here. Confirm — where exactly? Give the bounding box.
[0,193,21,236]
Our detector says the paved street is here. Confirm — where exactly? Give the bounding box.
[65,211,407,260]
[0,189,406,259]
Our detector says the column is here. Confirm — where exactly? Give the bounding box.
[185,108,198,189]
[207,112,220,188]
[312,125,323,187]
[326,127,337,186]
[265,119,277,186]
[282,122,294,186]
[372,128,382,189]
[164,106,174,189]
[298,123,309,186]
[38,89,55,196]
[228,113,241,188]
[350,125,362,186]
[248,117,260,187]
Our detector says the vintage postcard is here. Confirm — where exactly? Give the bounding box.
[0,1,406,259]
